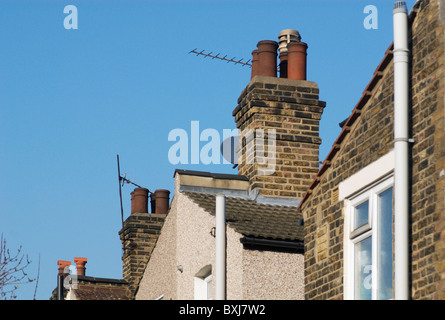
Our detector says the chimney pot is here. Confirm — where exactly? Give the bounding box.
[278,29,301,53]
[150,192,156,213]
[279,52,288,78]
[287,41,308,80]
[74,257,87,276]
[154,189,170,214]
[250,49,259,80]
[131,187,149,214]
[57,260,71,276]
[256,40,278,78]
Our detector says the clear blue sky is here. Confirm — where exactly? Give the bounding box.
[0,0,416,300]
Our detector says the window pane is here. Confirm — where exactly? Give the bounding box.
[355,236,372,300]
[354,201,369,229]
[377,187,393,300]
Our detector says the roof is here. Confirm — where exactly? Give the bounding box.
[184,191,304,242]
[50,275,132,300]
[71,286,131,300]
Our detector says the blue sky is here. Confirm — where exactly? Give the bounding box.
[0,0,416,300]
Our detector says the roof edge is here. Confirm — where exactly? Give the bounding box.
[298,1,422,211]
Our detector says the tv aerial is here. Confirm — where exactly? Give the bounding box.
[116,154,149,227]
[189,48,252,67]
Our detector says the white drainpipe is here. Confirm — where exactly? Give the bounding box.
[215,194,226,300]
[393,1,410,300]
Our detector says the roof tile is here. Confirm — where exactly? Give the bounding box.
[184,192,304,242]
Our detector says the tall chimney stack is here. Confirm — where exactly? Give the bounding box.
[234,29,324,199]
[119,187,169,295]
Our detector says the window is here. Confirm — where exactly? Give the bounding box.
[345,177,394,300]
[194,265,212,300]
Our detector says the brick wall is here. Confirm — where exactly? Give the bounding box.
[119,213,166,296]
[410,0,445,300]
[233,75,325,199]
[300,0,445,300]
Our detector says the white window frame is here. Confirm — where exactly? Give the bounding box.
[340,150,395,300]
[194,265,212,300]
[345,177,394,300]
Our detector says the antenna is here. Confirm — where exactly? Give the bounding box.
[117,155,124,228]
[117,154,150,227]
[189,48,252,67]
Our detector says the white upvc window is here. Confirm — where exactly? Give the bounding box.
[340,151,395,300]
[346,177,394,300]
[194,265,212,300]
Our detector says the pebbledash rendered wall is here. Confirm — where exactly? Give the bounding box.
[300,0,445,299]
[135,174,305,300]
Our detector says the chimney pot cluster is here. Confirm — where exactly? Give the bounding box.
[57,257,88,276]
[131,187,170,215]
[250,29,307,81]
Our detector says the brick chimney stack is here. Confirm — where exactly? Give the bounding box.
[119,187,170,295]
[235,29,325,199]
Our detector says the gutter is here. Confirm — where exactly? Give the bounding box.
[240,236,304,252]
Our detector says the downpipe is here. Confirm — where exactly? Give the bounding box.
[215,194,226,300]
[393,1,410,300]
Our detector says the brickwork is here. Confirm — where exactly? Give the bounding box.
[233,75,325,199]
[119,213,166,295]
[302,58,395,300]
[300,0,445,300]
[410,0,445,300]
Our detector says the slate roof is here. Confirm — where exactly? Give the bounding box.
[50,276,132,300]
[184,191,304,242]
[72,286,131,300]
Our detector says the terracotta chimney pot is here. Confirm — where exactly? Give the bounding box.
[287,41,308,80]
[250,49,259,80]
[256,40,278,77]
[57,260,71,276]
[154,189,170,214]
[150,192,156,213]
[131,188,149,214]
[279,52,288,78]
[74,257,87,276]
